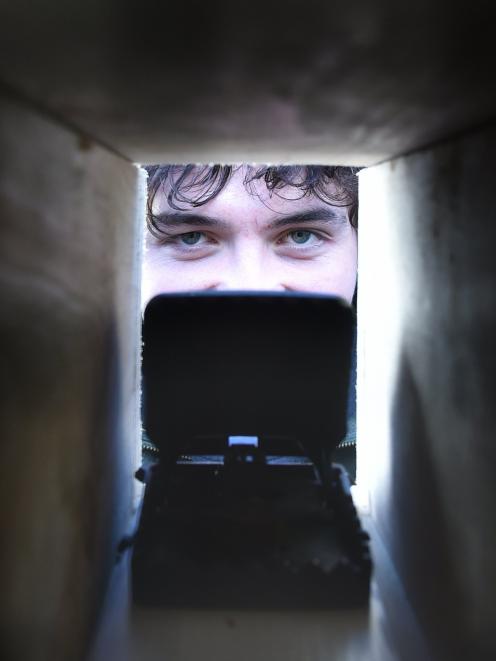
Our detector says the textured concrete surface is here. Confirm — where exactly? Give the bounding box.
[357,123,496,660]
[0,0,495,164]
[0,93,144,661]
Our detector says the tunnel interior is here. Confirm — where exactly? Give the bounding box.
[1,2,496,661]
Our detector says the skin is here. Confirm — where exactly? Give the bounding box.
[143,166,357,306]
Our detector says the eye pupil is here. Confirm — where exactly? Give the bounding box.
[181,232,202,245]
[291,230,311,244]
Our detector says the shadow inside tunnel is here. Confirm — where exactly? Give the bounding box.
[387,350,469,661]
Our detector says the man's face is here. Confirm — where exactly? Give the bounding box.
[143,167,357,305]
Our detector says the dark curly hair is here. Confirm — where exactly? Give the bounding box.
[145,165,360,236]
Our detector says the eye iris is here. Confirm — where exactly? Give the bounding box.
[291,230,311,244]
[181,232,202,245]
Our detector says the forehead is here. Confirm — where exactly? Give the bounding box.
[152,166,348,221]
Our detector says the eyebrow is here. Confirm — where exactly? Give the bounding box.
[152,206,348,231]
[152,212,230,230]
[266,207,348,230]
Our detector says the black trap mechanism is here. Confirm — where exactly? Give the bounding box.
[132,292,371,608]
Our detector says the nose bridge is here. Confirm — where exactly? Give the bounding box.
[218,245,282,291]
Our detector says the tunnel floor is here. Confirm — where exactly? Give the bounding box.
[89,513,431,661]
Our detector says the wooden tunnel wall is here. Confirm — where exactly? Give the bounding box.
[0,94,144,661]
[358,124,496,660]
[0,2,496,660]
[2,99,495,661]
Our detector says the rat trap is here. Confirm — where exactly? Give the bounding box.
[131,293,371,608]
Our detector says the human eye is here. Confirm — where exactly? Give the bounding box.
[150,228,219,260]
[277,229,326,250]
[287,230,315,245]
[157,230,212,250]
[177,231,206,246]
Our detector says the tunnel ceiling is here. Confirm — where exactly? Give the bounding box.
[0,0,495,165]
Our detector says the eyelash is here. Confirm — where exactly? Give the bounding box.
[157,231,213,250]
[157,229,327,251]
[277,229,325,248]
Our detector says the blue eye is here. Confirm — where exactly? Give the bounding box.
[179,232,203,245]
[289,230,312,244]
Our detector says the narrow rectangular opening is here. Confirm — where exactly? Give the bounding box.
[139,163,361,485]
